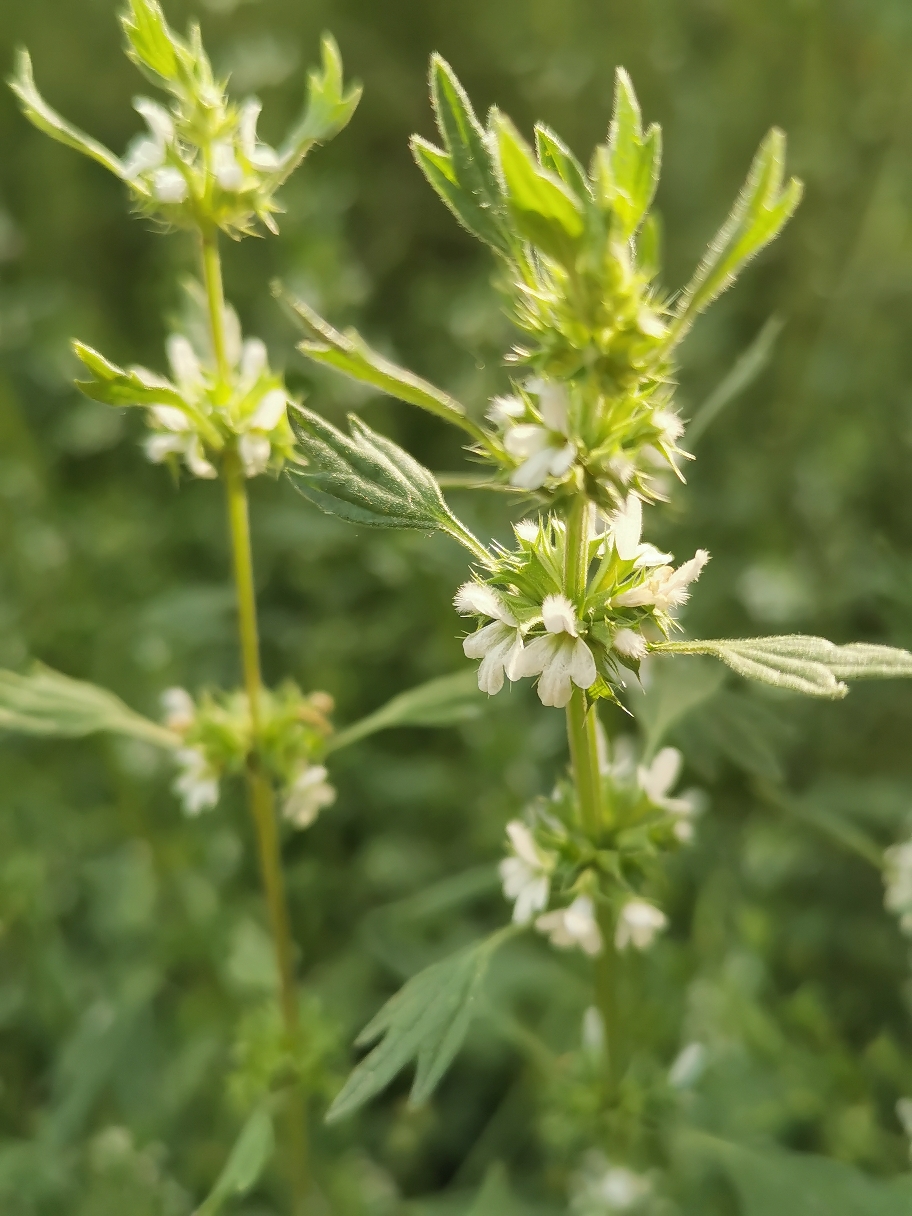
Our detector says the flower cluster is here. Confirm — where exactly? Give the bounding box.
[162,682,335,827]
[12,3,360,238]
[73,294,297,480]
[456,498,708,707]
[498,740,702,957]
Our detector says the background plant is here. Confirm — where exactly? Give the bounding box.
[4,1,912,1214]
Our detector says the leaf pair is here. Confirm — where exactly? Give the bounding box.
[653,635,912,699]
[288,404,491,562]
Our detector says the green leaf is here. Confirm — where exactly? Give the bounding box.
[681,1131,912,1216]
[120,0,184,82]
[534,125,591,202]
[279,289,486,443]
[0,663,179,748]
[288,405,490,561]
[329,671,486,752]
[494,113,585,267]
[409,56,514,256]
[195,1107,275,1216]
[600,68,662,238]
[326,931,512,1122]
[276,34,362,180]
[672,128,803,341]
[651,635,912,699]
[72,340,188,410]
[8,50,125,178]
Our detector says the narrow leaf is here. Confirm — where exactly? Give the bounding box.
[195,1108,275,1216]
[279,289,486,443]
[672,129,803,341]
[72,340,187,410]
[534,125,591,202]
[276,34,361,179]
[9,50,125,178]
[605,68,661,237]
[326,931,511,1122]
[120,0,185,83]
[0,664,179,748]
[329,671,485,752]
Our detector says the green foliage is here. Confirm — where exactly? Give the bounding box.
[194,1106,275,1216]
[277,35,363,180]
[330,671,487,751]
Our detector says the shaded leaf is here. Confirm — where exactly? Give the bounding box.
[9,50,125,178]
[330,671,486,752]
[0,663,178,748]
[326,930,513,1122]
[195,1107,275,1216]
[276,34,361,180]
[672,129,802,341]
[72,340,187,410]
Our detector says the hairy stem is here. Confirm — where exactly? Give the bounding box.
[201,228,310,1213]
[563,496,622,1095]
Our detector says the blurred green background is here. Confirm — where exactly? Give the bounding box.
[4,0,912,1211]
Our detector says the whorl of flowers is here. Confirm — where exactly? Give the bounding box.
[455,496,708,707]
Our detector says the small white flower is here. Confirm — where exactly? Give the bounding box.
[152,165,189,204]
[503,381,575,489]
[212,140,245,191]
[613,550,710,611]
[463,622,525,695]
[239,337,269,387]
[144,432,186,463]
[615,900,667,951]
[122,98,174,180]
[884,839,912,935]
[613,628,647,660]
[517,597,596,708]
[454,581,517,625]
[283,765,335,829]
[514,519,540,543]
[150,404,191,432]
[610,494,643,561]
[161,687,195,732]
[238,432,272,477]
[486,394,525,427]
[653,408,685,446]
[166,334,204,391]
[536,895,603,956]
[248,388,288,431]
[173,747,219,816]
[183,436,218,479]
[499,820,554,924]
[238,99,281,171]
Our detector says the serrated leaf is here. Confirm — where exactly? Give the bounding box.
[276,34,361,180]
[601,68,662,238]
[195,1107,275,1216]
[329,671,486,752]
[9,50,125,178]
[326,931,511,1122]
[72,340,188,410]
[494,113,585,267]
[120,0,184,83]
[0,664,179,748]
[410,56,514,256]
[280,289,486,443]
[672,128,803,341]
[651,635,912,699]
[534,125,592,202]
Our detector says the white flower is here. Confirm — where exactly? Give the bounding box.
[145,431,217,479]
[239,432,272,477]
[536,895,603,956]
[161,687,195,732]
[166,334,204,391]
[122,98,174,180]
[283,765,336,829]
[239,337,269,388]
[499,820,554,924]
[212,140,245,191]
[486,394,525,427]
[571,1152,652,1215]
[238,99,281,171]
[463,622,525,695]
[884,839,912,935]
[653,408,685,446]
[454,581,518,624]
[610,494,643,561]
[152,165,189,204]
[615,900,667,951]
[503,381,575,489]
[613,628,647,660]
[514,519,540,543]
[248,388,288,431]
[613,550,710,611]
[517,594,597,708]
[173,747,219,816]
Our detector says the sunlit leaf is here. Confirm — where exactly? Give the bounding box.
[276,34,362,179]
[72,340,188,410]
[330,671,486,752]
[597,68,662,238]
[120,0,184,82]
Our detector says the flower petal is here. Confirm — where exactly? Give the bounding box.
[510,446,559,489]
[542,593,578,636]
[569,639,597,690]
[463,620,511,659]
[504,423,550,459]
[612,493,643,561]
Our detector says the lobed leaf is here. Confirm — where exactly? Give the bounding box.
[276,34,362,180]
[0,664,179,748]
[195,1107,275,1216]
[409,56,514,256]
[494,113,585,267]
[72,340,188,410]
[120,0,185,83]
[9,50,125,179]
[651,634,912,699]
[326,931,511,1122]
[329,670,486,752]
[534,124,591,203]
[602,68,662,238]
[671,128,802,341]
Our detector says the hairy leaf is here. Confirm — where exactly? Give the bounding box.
[195,1107,275,1216]
[276,35,361,180]
[672,128,802,341]
[280,289,485,443]
[329,671,486,752]
[9,50,125,178]
[494,113,585,267]
[326,931,512,1122]
[0,664,179,748]
[72,340,187,410]
[409,56,514,256]
[534,125,591,202]
[601,68,662,237]
[651,635,912,698]
[120,0,184,83]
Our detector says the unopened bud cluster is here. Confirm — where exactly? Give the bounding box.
[499,739,703,957]
[162,683,336,827]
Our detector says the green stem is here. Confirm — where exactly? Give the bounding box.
[201,230,310,1213]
